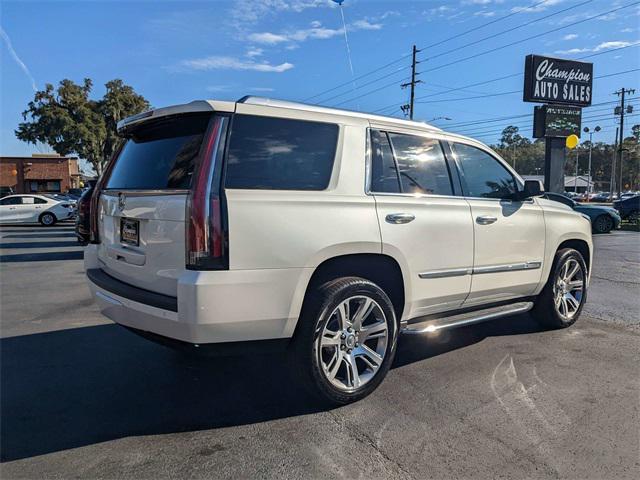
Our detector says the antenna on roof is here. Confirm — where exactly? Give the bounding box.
[332,0,358,108]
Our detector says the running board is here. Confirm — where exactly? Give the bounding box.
[401,301,534,335]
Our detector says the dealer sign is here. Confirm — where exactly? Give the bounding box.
[523,54,593,107]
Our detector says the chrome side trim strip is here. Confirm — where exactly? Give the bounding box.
[473,261,542,275]
[419,261,541,279]
[419,268,472,279]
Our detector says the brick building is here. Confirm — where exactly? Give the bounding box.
[0,154,82,194]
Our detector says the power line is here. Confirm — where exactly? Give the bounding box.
[321,2,639,112]
[424,0,593,63]
[420,2,640,76]
[416,68,640,105]
[422,0,552,50]
[445,99,633,129]
[452,112,640,138]
[318,67,411,104]
[372,42,640,115]
[302,0,555,103]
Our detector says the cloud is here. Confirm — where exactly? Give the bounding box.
[181,56,294,73]
[474,10,497,17]
[512,0,563,13]
[621,27,634,33]
[554,40,638,54]
[248,32,289,44]
[231,0,330,24]
[0,27,37,92]
[425,5,453,16]
[563,33,578,40]
[246,47,264,57]
[206,85,232,92]
[350,19,382,31]
[250,87,275,92]
[463,0,505,4]
[592,40,636,50]
[248,18,382,45]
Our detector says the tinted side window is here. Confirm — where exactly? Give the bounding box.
[106,114,211,190]
[370,130,400,193]
[0,197,21,205]
[544,193,573,207]
[34,197,48,204]
[452,143,517,199]
[225,115,338,190]
[387,133,452,195]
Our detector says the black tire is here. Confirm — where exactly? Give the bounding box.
[592,214,613,234]
[39,212,57,226]
[290,276,398,405]
[532,248,588,329]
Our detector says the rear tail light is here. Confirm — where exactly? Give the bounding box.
[186,115,229,270]
[90,144,122,244]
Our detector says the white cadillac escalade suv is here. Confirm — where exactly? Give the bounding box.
[85,97,592,404]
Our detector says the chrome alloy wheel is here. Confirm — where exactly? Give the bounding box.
[553,258,585,320]
[316,295,389,392]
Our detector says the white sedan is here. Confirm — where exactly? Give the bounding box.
[0,194,76,226]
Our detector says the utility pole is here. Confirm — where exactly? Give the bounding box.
[610,127,618,200]
[401,45,422,120]
[614,87,635,196]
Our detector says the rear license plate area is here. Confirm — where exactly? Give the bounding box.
[120,218,139,246]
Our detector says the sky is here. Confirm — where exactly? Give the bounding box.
[1,0,639,171]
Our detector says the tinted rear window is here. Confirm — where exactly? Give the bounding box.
[225,114,339,190]
[106,114,210,190]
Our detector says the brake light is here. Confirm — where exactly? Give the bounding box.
[186,115,229,270]
[90,143,123,244]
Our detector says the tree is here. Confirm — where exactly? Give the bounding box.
[499,125,531,149]
[15,79,150,174]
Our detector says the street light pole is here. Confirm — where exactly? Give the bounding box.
[574,150,579,193]
[583,125,601,202]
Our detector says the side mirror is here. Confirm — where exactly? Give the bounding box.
[518,179,544,200]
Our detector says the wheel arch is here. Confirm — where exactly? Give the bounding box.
[556,238,591,273]
[288,253,407,340]
[38,210,57,224]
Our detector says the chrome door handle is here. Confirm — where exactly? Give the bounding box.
[386,213,415,224]
[476,215,497,225]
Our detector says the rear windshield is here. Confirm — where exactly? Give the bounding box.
[106,114,211,190]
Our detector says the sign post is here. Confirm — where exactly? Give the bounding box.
[523,55,593,193]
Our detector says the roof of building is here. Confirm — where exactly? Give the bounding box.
[0,154,78,161]
[522,175,594,187]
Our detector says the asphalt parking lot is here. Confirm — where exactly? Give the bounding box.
[1,225,639,479]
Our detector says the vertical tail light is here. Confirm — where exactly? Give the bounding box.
[186,115,229,270]
[89,143,123,244]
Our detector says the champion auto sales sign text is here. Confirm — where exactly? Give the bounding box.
[524,55,593,107]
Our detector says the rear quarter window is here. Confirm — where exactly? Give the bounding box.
[106,114,211,190]
[225,114,339,190]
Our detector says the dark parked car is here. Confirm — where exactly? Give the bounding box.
[588,192,612,203]
[613,195,639,225]
[75,183,95,244]
[542,192,621,234]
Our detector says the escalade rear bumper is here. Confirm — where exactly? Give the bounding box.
[84,245,310,345]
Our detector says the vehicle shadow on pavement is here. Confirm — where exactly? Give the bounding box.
[0,314,544,462]
[0,251,84,263]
